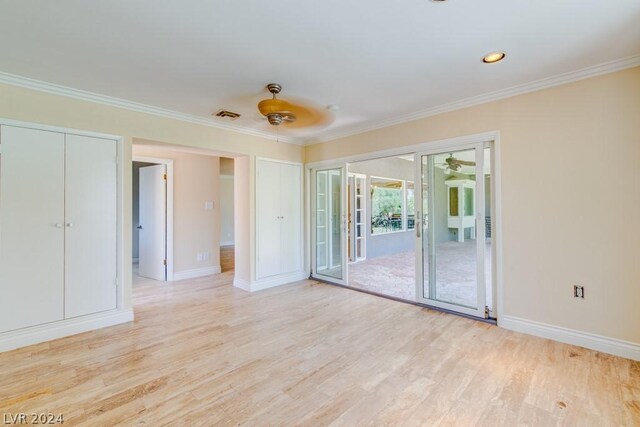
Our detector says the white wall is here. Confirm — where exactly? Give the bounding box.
[234,156,251,285]
[133,145,221,275]
[219,157,235,246]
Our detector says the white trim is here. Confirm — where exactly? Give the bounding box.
[220,240,235,246]
[0,310,134,353]
[220,174,234,180]
[0,71,300,145]
[172,266,222,281]
[233,277,251,291]
[493,136,504,321]
[0,117,122,141]
[2,56,638,148]
[306,131,500,169]
[133,155,175,281]
[500,315,640,361]
[232,272,306,292]
[313,55,640,143]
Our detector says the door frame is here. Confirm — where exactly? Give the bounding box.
[309,164,349,285]
[305,131,503,323]
[133,155,174,281]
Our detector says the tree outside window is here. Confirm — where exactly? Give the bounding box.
[371,177,404,234]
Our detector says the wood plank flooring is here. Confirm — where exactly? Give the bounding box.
[220,245,234,273]
[1,271,638,426]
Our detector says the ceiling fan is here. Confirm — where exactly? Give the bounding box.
[257,83,333,128]
[441,153,476,171]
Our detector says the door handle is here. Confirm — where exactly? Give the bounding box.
[54,223,64,228]
[137,225,143,229]
[416,211,421,238]
[66,222,74,228]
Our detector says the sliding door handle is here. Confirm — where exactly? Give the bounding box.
[66,222,74,228]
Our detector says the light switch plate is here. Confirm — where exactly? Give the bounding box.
[205,201,214,210]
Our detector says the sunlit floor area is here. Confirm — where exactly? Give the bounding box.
[349,240,492,306]
[1,272,637,425]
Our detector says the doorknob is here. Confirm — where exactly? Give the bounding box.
[54,223,64,228]
[66,222,74,228]
[137,225,143,229]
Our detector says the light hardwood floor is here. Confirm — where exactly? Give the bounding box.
[220,245,234,273]
[1,271,638,426]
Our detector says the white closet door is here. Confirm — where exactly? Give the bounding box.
[64,134,117,318]
[279,163,302,275]
[256,160,282,279]
[0,125,65,332]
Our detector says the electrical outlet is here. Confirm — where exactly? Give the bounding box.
[573,285,584,299]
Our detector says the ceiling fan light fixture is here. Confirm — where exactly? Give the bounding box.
[266,113,284,126]
[482,51,506,64]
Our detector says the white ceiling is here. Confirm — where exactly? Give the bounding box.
[1,1,639,144]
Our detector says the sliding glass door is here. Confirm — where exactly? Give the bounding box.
[311,166,348,284]
[415,144,489,318]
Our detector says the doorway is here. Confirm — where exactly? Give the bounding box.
[310,138,497,319]
[132,156,174,282]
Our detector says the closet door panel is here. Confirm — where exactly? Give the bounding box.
[256,160,282,279]
[279,163,302,275]
[0,125,65,333]
[65,134,117,318]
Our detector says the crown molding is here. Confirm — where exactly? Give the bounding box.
[309,54,640,144]
[0,71,302,145]
[2,54,638,148]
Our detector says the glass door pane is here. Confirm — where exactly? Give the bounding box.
[314,168,345,281]
[418,147,486,317]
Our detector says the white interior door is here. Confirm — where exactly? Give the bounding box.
[279,162,302,275]
[0,125,65,332]
[138,164,167,281]
[256,159,282,279]
[65,134,117,318]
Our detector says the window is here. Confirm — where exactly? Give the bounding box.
[371,177,404,235]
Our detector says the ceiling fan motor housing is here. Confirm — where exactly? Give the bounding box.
[266,113,283,125]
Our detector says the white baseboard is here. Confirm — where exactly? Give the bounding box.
[0,309,134,353]
[172,265,221,281]
[220,241,235,246]
[500,315,640,361]
[233,277,251,291]
[233,271,306,292]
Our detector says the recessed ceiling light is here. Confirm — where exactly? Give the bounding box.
[482,52,506,64]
